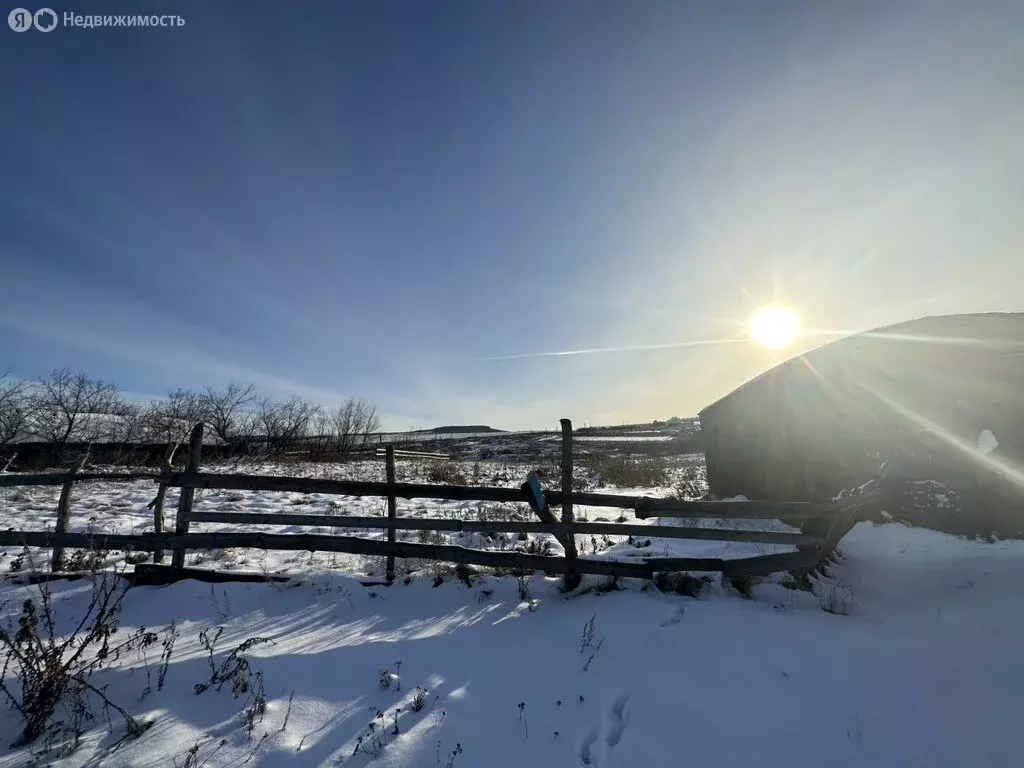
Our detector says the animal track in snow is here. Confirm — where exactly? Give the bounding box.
[579,726,599,765]
[605,693,629,746]
[659,606,685,627]
[578,692,631,766]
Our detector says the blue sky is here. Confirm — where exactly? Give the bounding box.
[2,1,1022,430]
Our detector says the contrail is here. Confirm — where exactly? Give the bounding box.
[476,337,752,361]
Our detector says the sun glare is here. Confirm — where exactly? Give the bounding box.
[748,305,800,347]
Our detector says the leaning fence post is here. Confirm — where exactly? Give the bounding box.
[51,453,88,571]
[385,444,397,584]
[560,418,580,589]
[172,422,204,568]
[148,441,179,564]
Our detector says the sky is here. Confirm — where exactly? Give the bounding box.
[1,0,1022,431]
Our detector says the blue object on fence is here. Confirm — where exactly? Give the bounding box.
[524,472,547,513]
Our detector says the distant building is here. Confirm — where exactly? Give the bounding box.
[699,313,1024,535]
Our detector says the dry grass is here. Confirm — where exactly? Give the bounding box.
[590,456,668,488]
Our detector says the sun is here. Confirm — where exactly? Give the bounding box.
[747,304,801,347]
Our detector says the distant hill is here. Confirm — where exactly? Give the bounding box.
[415,425,506,434]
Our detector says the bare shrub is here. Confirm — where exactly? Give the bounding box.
[425,461,468,485]
[410,686,427,712]
[0,570,154,750]
[817,582,855,615]
[591,456,668,488]
[727,572,761,597]
[173,738,229,768]
[654,571,710,597]
[779,570,814,592]
[515,573,536,611]
[578,614,606,672]
[193,627,273,697]
[242,670,267,737]
[325,398,380,461]
[256,397,320,456]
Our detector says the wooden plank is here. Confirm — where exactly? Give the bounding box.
[51,454,88,571]
[5,570,128,585]
[646,551,818,577]
[628,497,833,519]
[188,511,818,545]
[385,445,397,583]
[643,556,725,572]
[163,471,534,503]
[721,550,820,576]
[0,529,655,579]
[0,472,159,488]
[161,471,834,519]
[560,418,579,588]
[132,563,289,586]
[375,449,449,460]
[172,423,204,568]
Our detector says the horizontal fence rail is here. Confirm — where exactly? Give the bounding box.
[0,530,823,580]
[0,530,657,579]
[189,510,819,546]
[374,448,449,460]
[0,472,159,487]
[161,471,834,519]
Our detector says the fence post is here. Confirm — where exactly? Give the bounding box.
[51,453,88,571]
[385,444,397,583]
[149,441,179,564]
[172,423,204,568]
[560,418,580,589]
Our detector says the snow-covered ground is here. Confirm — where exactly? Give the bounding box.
[1,460,1021,766]
[0,521,1021,767]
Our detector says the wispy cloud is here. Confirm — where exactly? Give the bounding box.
[475,337,751,362]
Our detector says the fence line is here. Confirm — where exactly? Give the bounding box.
[0,419,873,583]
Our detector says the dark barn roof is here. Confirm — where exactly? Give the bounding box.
[701,312,1024,423]
[697,313,1024,519]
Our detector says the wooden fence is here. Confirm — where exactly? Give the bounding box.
[0,420,874,583]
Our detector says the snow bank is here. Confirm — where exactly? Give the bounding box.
[0,522,1021,767]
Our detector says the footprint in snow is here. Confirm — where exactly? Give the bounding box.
[659,606,685,627]
[577,693,631,766]
[579,726,599,766]
[605,693,629,747]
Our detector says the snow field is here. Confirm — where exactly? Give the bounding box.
[0,521,1021,766]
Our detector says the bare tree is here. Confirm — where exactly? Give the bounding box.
[145,389,201,446]
[0,375,34,448]
[196,383,256,446]
[330,398,381,460]
[105,401,147,443]
[29,369,120,458]
[257,397,320,455]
